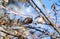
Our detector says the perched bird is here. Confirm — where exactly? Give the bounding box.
[18,0,26,2]
[51,4,55,11]
[26,0,30,2]
[23,17,33,24]
[9,20,14,27]
[35,17,45,24]
[1,19,7,25]
[17,19,21,24]
[16,19,21,26]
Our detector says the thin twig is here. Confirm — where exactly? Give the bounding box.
[27,0,60,35]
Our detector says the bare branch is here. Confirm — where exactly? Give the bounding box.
[55,3,60,6]
[27,0,60,35]
[0,30,18,37]
[25,25,60,38]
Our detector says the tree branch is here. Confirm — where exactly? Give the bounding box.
[26,0,60,35]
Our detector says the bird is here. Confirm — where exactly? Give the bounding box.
[35,17,45,24]
[23,17,33,24]
[9,20,14,27]
[18,0,26,2]
[18,0,30,3]
[1,19,7,25]
[17,19,21,24]
[51,4,55,11]
[26,0,30,2]
[16,19,22,26]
